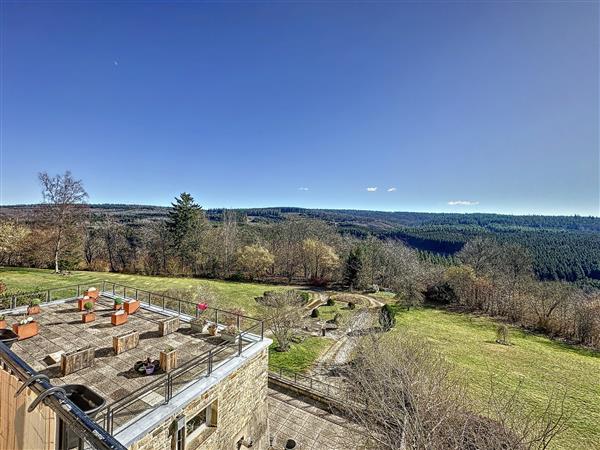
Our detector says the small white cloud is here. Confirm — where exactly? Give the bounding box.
[298,187,309,191]
[448,200,479,206]
[113,60,119,66]
[366,187,378,192]
[387,187,397,192]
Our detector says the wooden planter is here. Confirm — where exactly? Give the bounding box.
[114,303,123,311]
[111,312,128,326]
[12,322,39,340]
[27,305,41,315]
[78,297,95,311]
[0,320,7,329]
[82,312,96,323]
[190,320,206,333]
[124,300,140,315]
[159,349,178,372]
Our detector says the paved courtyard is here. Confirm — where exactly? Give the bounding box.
[268,388,360,450]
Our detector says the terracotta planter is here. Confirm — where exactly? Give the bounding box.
[82,312,96,323]
[84,289,99,299]
[114,303,123,311]
[27,305,41,315]
[78,297,95,311]
[12,322,39,340]
[208,325,218,336]
[111,312,128,326]
[159,349,178,372]
[0,320,7,329]
[124,300,140,315]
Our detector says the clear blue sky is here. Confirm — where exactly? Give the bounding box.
[1,1,598,216]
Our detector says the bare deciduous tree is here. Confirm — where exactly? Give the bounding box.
[342,333,571,450]
[261,290,305,352]
[38,171,88,273]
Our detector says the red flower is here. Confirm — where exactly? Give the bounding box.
[197,303,208,311]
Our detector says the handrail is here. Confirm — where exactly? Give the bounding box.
[0,341,126,450]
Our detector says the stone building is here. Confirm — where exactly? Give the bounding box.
[0,281,271,450]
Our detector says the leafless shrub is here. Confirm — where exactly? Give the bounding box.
[341,332,571,450]
[260,290,305,352]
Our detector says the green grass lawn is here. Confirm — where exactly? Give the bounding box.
[0,267,286,316]
[391,307,600,450]
[269,337,334,373]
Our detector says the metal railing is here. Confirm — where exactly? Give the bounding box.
[0,341,126,450]
[100,281,264,338]
[268,366,347,402]
[0,281,103,311]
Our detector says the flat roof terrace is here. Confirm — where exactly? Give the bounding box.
[1,283,265,433]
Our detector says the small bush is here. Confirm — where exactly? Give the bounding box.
[347,301,356,310]
[297,291,311,303]
[84,301,94,311]
[326,297,335,306]
[496,324,510,345]
[311,308,320,318]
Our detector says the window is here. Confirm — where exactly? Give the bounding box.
[185,408,207,437]
[185,400,218,446]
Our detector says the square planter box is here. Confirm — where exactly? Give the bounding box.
[159,349,178,372]
[0,320,7,329]
[114,303,123,311]
[124,300,140,315]
[111,312,128,326]
[84,289,99,299]
[78,297,95,311]
[190,320,207,333]
[27,305,41,315]
[82,312,96,323]
[12,321,39,340]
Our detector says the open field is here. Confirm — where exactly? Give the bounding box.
[0,267,288,316]
[391,307,600,450]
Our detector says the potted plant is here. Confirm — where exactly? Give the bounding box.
[113,298,124,310]
[0,314,6,329]
[134,357,159,375]
[220,325,239,343]
[207,323,218,336]
[159,346,178,372]
[77,295,94,311]
[190,317,208,333]
[27,299,42,315]
[12,316,39,340]
[82,302,96,323]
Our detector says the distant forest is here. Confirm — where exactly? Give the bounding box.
[2,204,599,284]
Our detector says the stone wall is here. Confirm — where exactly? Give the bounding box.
[128,347,269,450]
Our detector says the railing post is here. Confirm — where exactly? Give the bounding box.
[102,280,106,293]
[261,321,264,340]
[162,296,166,310]
[47,290,51,303]
[238,333,243,356]
[124,287,127,299]
[112,284,115,295]
[236,315,240,331]
[77,285,80,296]
[135,289,138,300]
[12,296,17,309]
[208,351,213,374]
[214,309,218,325]
[178,300,181,315]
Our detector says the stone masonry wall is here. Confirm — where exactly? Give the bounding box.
[128,347,269,450]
